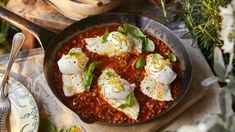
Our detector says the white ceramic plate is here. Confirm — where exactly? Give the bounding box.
[0,74,39,132]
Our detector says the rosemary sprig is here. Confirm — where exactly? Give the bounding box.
[182,0,230,56]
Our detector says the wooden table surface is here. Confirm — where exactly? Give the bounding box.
[4,0,221,131]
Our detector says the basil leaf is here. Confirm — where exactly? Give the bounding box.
[118,23,155,52]
[125,91,134,106]
[123,23,145,38]
[102,27,109,43]
[83,61,101,91]
[167,51,177,62]
[83,72,94,92]
[143,37,155,52]
[88,61,101,72]
[117,92,135,109]
[136,57,146,69]
[117,104,127,109]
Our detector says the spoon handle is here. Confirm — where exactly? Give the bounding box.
[0,33,25,99]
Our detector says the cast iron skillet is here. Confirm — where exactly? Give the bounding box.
[0,7,192,125]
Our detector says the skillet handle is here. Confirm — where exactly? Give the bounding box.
[0,7,57,50]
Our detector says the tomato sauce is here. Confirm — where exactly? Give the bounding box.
[53,24,181,124]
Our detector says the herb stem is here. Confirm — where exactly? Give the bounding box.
[160,0,169,23]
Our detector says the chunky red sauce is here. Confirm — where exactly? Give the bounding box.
[53,24,181,124]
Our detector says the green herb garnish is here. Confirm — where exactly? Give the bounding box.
[167,51,177,62]
[123,23,145,38]
[117,92,135,109]
[83,72,94,92]
[83,61,101,91]
[117,23,155,52]
[143,37,155,52]
[136,57,146,69]
[182,0,229,55]
[102,27,109,43]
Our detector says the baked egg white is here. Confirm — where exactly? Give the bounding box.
[85,31,142,56]
[57,48,89,96]
[57,48,89,74]
[145,53,176,84]
[140,76,173,101]
[140,53,176,101]
[98,68,140,119]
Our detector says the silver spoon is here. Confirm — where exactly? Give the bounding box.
[0,33,25,131]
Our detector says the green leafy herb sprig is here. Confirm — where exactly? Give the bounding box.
[159,0,169,23]
[102,27,109,43]
[177,1,235,131]
[118,23,155,52]
[136,57,146,69]
[182,0,230,57]
[166,51,177,62]
[117,91,135,109]
[156,0,231,69]
[82,61,101,92]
